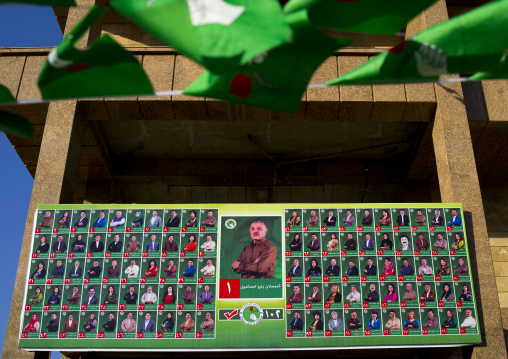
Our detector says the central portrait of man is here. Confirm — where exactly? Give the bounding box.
[219,215,282,299]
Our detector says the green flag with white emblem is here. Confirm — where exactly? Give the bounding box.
[38,6,154,100]
[182,9,351,113]
[110,0,293,74]
[326,0,508,86]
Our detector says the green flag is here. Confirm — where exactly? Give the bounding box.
[282,0,317,15]
[0,84,16,104]
[303,0,436,35]
[0,110,34,138]
[327,0,508,86]
[0,0,75,6]
[470,55,508,80]
[183,9,351,113]
[38,6,154,100]
[110,0,292,74]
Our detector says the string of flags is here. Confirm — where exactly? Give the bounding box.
[0,0,507,137]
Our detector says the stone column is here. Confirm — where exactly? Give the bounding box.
[2,1,98,357]
[433,79,508,358]
[409,0,507,356]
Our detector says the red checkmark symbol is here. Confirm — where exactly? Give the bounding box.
[224,309,238,320]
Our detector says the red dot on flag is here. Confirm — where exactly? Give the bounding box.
[389,40,409,54]
[66,64,89,71]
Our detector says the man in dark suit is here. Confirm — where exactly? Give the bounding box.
[287,258,303,277]
[90,235,104,252]
[123,286,138,304]
[69,260,83,278]
[361,233,375,250]
[74,211,89,228]
[306,234,320,251]
[87,260,101,278]
[102,313,116,332]
[107,235,123,252]
[323,210,336,227]
[83,287,99,304]
[165,211,181,227]
[361,210,373,226]
[289,312,303,331]
[396,210,410,226]
[346,261,359,276]
[365,284,379,302]
[288,285,304,303]
[363,258,377,276]
[431,210,444,226]
[325,258,341,276]
[51,260,65,278]
[52,235,67,253]
[139,313,155,332]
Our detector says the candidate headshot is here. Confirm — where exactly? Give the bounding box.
[231,220,278,279]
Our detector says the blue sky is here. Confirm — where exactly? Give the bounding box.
[0,4,62,357]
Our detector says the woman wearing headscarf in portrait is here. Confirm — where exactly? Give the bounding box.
[24,314,40,332]
[459,284,472,302]
[57,211,71,228]
[183,235,197,252]
[132,211,144,227]
[289,234,302,252]
[440,283,454,302]
[378,210,391,226]
[382,258,395,276]
[36,236,50,253]
[31,262,47,279]
[436,258,451,276]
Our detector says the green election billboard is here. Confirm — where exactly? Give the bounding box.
[20,204,480,351]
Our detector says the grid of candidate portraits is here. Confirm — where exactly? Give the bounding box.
[284,207,478,338]
[22,208,219,340]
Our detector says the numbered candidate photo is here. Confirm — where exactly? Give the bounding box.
[220,215,282,280]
